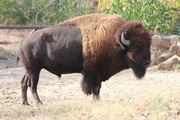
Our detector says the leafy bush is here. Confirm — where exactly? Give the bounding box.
[0,0,179,35]
[0,0,94,25]
[0,1,27,25]
[0,47,16,69]
[173,64,180,70]
[102,0,179,35]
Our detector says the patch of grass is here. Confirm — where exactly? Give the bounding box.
[0,97,180,120]
[0,47,16,69]
[173,64,180,70]
[0,47,6,59]
[149,98,169,111]
[149,99,170,120]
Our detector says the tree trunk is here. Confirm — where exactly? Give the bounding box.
[151,51,163,65]
[152,35,179,49]
[156,52,174,64]
[169,45,180,56]
[158,55,180,70]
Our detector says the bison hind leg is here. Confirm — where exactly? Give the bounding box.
[21,73,30,106]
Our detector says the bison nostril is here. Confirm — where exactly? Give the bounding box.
[146,60,151,64]
[143,60,151,67]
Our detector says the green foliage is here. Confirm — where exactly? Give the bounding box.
[0,48,6,59]
[0,0,179,35]
[102,0,179,35]
[173,64,180,70]
[0,47,15,69]
[0,1,26,24]
[0,0,94,25]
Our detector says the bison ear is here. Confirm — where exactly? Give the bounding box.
[121,32,130,46]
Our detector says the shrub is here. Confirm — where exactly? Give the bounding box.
[0,0,94,25]
[101,0,179,35]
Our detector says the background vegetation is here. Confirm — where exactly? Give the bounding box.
[100,0,180,35]
[0,0,95,25]
[0,0,179,35]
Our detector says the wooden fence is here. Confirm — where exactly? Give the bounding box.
[0,26,46,29]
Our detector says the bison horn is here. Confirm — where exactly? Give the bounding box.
[121,32,130,46]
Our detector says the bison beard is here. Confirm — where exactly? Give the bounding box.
[133,67,146,79]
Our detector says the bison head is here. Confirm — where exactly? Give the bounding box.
[116,20,152,78]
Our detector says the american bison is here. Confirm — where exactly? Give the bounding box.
[18,13,152,106]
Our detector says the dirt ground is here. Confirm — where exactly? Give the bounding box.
[0,30,180,119]
[0,65,180,119]
[0,65,180,104]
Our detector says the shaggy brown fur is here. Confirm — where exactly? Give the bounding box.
[62,14,128,96]
[116,20,151,46]
[63,13,126,74]
[116,20,152,78]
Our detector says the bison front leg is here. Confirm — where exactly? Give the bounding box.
[81,71,102,100]
[92,83,101,100]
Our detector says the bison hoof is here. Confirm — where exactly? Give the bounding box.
[36,101,43,106]
[93,95,100,101]
[22,101,30,106]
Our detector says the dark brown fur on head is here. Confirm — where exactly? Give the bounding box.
[116,20,152,79]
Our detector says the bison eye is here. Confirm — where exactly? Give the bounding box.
[130,46,140,52]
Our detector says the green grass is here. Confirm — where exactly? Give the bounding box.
[173,64,180,70]
[0,47,16,69]
[0,47,6,59]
